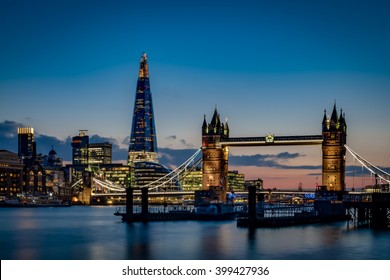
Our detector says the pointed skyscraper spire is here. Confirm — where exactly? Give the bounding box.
[128,53,158,165]
[138,52,149,78]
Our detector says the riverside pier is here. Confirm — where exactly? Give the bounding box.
[114,185,390,230]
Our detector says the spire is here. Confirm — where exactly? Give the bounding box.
[330,102,338,123]
[322,109,327,124]
[224,117,230,137]
[138,52,149,78]
[210,107,221,133]
[202,114,208,134]
[339,108,347,132]
[211,107,219,126]
[322,109,328,131]
[339,108,344,122]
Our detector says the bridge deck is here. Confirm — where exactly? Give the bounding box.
[221,135,323,146]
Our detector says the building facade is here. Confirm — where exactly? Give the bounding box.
[227,170,245,192]
[18,127,35,164]
[244,178,263,191]
[99,164,132,188]
[43,148,67,195]
[89,142,112,165]
[70,130,113,184]
[128,53,158,165]
[181,167,203,191]
[182,167,245,192]
[71,130,89,165]
[0,150,24,196]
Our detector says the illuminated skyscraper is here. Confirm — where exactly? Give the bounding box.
[71,130,89,165]
[18,127,35,161]
[128,53,158,165]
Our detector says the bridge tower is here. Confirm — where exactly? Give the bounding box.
[201,108,229,202]
[322,103,347,191]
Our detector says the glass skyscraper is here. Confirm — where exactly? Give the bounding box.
[128,53,158,165]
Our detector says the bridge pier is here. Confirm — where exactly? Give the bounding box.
[141,188,149,222]
[247,185,258,227]
[371,207,388,229]
[79,187,92,205]
[125,188,134,222]
[357,207,368,226]
[344,193,390,229]
[124,187,149,222]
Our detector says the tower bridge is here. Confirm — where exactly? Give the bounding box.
[80,103,348,204]
[201,104,347,202]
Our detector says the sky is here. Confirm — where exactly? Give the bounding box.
[1,0,390,189]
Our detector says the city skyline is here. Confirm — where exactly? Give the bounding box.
[1,0,390,189]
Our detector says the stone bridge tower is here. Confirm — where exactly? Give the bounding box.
[201,108,229,202]
[322,103,347,191]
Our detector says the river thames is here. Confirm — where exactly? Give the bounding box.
[0,206,389,260]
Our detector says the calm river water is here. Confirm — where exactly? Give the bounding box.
[0,206,389,260]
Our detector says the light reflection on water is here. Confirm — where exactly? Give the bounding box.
[0,206,389,260]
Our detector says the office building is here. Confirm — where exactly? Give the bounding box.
[18,127,35,163]
[128,53,158,165]
[0,150,24,196]
[89,142,112,165]
[71,130,89,165]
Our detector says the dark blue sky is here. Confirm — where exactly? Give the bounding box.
[1,0,390,188]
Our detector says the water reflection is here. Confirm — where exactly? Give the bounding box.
[125,223,151,259]
[0,207,389,260]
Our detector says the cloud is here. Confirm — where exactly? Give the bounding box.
[345,165,390,177]
[228,152,320,170]
[0,120,72,160]
[163,135,195,148]
[158,148,200,169]
[0,120,129,161]
[157,149,321,171]
[90,134,128,161]
[35,134,72,161]
[3,120,389,176]
[0,120,25,153]
[180,139,195,148]
[122,136,131,146]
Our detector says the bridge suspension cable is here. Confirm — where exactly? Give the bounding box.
[78,148,203,194]
[345,145,390,184]
[146,148,202,190]
[70,179,83,189]
[92,177,126,192]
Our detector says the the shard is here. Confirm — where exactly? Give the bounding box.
[127,53,158,165]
